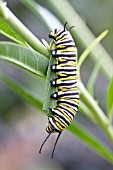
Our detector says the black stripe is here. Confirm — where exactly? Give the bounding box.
[56,39,73,46]
[58,59,76,64]
[54,82,76,87]
[59,60,76,65]
[58,105,75,118]
[56,33,67,41]
[56,53,76,57]
[51,79,77,87]
[56,30,65,37]
[51,61,77,71]
[52,115,66,129]
[55,68,77,72]
[48,118,55,130]
[57,100,79,109]
[52,109,70,126]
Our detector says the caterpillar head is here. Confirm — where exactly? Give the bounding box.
[49,28,60,40]
[49,22,68,40]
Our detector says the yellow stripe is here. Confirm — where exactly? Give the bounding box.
[56,35,68,41]
[56,122,65,131]
[56,58,67,62]
[69,107,77,115]
[58,87,68,91]
[57,47,75,53]
[59,103,77,116]
[60,87,78,92]
[56,73,66,77]
[53,116,66,130]
[58,61,76,67]
[57,45,66,48]
[58,76,77,82]
[71,98,80,104]
[74,99,80,104]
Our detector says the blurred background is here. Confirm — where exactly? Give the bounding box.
[0,0,113,170]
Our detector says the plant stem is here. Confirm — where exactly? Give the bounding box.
[108,108,113,125]
[79,80,113,143]
[0,2,49,57]
[79,101,97,124]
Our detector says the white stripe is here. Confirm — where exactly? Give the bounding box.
[59,94,79,99]
[48,117,61,131]
[59,90,79,95]
[57,56,76,60]
[58,79,77,84]
[59,83,77,88]
[57,51,76,55]
[58,105,74,119]
[57,70,77,75]
[59,99,78,111]
[57,66,76,70]
[57,31,68,38]
[56,42,75,47]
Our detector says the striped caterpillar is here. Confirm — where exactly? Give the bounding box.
[39,22,79,158]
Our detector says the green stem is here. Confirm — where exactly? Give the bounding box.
[79,101,97,124]
[108,107,113,125]
[79,80,113,143]
[0,2,49,57]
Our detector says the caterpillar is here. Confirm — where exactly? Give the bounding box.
[39,22,79,158]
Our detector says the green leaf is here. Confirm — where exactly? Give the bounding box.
[43,55,52,112]
[42,54,56,116]
[0,42,49,77]
[0,72,43,110]
[68,122,113,163]
[87,63,100,96]
[78,30,109,69]
[0,3,49,57]
[107,77,113,122]
[43,42,56,116]
[0,17,28,46]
